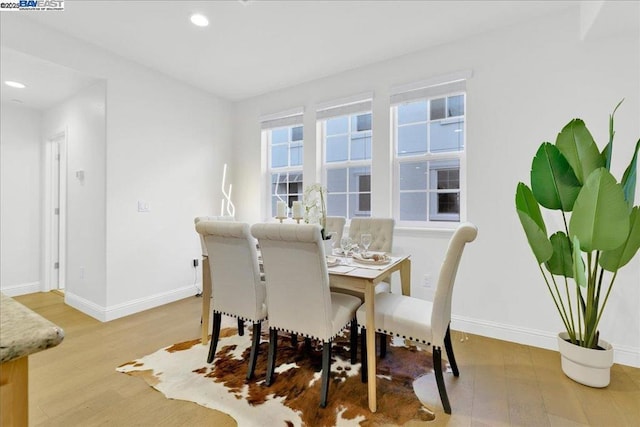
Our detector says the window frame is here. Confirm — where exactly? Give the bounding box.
[319,110,373,220]
[392,91,467,229]
[264,123,304,220]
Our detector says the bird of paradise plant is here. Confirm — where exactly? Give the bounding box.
[516,101,639,349]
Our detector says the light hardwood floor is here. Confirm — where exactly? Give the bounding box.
[13,292,640,426]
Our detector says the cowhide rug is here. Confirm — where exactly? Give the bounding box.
[117,319,444,426]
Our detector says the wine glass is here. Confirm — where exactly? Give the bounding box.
[340,236,352,265]
[361,233,372,256]
[326,232,337,255]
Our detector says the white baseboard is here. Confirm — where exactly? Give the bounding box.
[0,281,41,297]
[65,285,199,322]
[65,291,107,321]
[451,315,640,368]
[104,285,197,321]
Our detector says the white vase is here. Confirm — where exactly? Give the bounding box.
[557,332,613,388]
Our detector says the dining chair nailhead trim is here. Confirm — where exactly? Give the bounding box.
[214,310,267,323]
[359,324,431,345]
[271,317,356,342]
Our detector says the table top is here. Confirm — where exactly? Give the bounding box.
[0,293,65,363]
[328,254,409,277]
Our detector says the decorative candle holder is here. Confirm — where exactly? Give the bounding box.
[275,216,287,223]
[292,217,303,224]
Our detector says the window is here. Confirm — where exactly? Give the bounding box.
[393,90,465,225]
[270,170,303,217]
[262,109,304,218]
[320,109,372,219]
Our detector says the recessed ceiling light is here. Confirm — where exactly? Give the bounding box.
[4,81,26,89]
[190,13,209,27]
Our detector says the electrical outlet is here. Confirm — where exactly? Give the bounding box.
[422,273,432,288]
[192,259,199,268]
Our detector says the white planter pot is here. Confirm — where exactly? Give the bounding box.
[557,332,613,388]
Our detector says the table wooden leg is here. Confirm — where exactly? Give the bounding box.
[0,357,28,427]
[400,258,411,296]
[365,283,377,412]
[201,256,211,345]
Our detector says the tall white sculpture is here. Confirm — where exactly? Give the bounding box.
[220,163,235,217]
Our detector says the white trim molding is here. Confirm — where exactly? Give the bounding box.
[65,285,197,322]
[0,281,41,297]
[452,315,640,368]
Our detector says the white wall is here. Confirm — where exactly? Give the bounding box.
[104,65,233,319]
[0,103,42,295]
[42,81,107,306]
[233,8,640,366]
[2,15,233,320]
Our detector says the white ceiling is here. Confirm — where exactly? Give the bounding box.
[1,0,582,108]
[1,48,98,110]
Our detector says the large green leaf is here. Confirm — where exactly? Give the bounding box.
[516,183,553,264]
[545,232,574,277]
[600,206,640,271]
[569,168,630,251]
[621,139,639,208]
[572,236,586,288]
[556,119,604,184]
[531,142,581,211]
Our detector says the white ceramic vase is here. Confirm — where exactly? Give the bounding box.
[557,332,613,388]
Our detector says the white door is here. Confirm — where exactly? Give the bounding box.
[49,134,65,291]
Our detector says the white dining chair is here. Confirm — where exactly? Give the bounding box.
[348,217,395,254]
[194,215,235,257]
[348,217,395,292]
[195,220,267,380]
[325,216,346,244]
[251,222,362,408]
[194,215,246,338]
[356,222,478,414]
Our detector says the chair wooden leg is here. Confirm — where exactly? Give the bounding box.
[304,337,312,353]
[291,333,298,348]
[433,347,452,414]
[444,325,459,377]
[207,313,222,363]
[246,322,261,380]
[237,318,245,336]
[360,327,368,383]
[320,340,332,408]
[265,328,278,386]
[350,319,358,364]
[379,333,387,358]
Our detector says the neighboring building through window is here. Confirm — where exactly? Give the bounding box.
[392,81,466,225]
[318,100,372,219]
[262,110,304,218]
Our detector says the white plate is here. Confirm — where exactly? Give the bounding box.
[352,253,391,265]
[326,256,340,267]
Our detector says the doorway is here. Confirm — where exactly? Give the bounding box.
[45,132,66,292]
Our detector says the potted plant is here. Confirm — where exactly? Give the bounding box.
[303,183,333,250]
[515,101,639,387]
